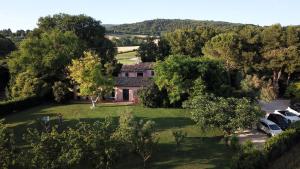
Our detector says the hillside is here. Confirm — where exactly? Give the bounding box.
[106,19,247,35]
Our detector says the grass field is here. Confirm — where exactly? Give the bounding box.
[116,51,139,65]
[3,103,234,169]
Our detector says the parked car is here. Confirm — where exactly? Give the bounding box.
[257,118,282,136]
[290,103,300,112]
[273,110,300,123]
[266,113,290,130]
[287,107,300,117]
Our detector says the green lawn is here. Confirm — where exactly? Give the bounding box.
[116,51,138,65]
[3,103,234,169]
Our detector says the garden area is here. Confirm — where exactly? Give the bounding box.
[4,103,234,169]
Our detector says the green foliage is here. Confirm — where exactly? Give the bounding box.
[231,141,267,169]
[112,36,144,46]
[0,96,44,117]
[185,95,262,134]
[172,130,187,151]
[107,19,243,35]
[137,83,171,108]
[11,70,48,98]
[154,55,228,103]
[285,82,300,102]
[0,34,16,58]
[229,135,240,151]
[264,129,300,161]
[137,37,170,62]
[0,120,15,169]
[8,29,81,98]
[165,28,216,57]
[52,81,70,103]
[68,51,113,99]
[259,80,277,102]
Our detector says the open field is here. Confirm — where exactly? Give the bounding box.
[3,103,234,169]
[116,51,139,65]
[117,46,139,53]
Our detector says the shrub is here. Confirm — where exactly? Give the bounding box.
[229,135,240,151]
[0,120,15,169]
[260,80,277,102]
[0,96,44,117]
[52,81,71,103]
[264,129,300,161]
[138,83,171,108]
[285,82,300,103]
[172,130,187,151]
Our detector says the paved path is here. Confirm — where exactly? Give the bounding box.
[259,99,290,113]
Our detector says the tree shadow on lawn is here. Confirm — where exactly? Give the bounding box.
[8,116,194,144]
[117,136,233,169]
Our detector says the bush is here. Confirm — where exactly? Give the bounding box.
[172,130,187,151]
[138,83,171,108]
[229,135,240,151]
[231,125,300,169]
[0,96,44,117]
[285,82,300,103]
[0,120,15,169]
[264,129,300,161]
[52,81,71,103]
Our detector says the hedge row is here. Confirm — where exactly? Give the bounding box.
[232,123,300,169]
[0,96,45,117]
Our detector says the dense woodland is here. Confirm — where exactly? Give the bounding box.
[106,19,246,35]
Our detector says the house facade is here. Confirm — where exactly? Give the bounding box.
[114,62,154,102]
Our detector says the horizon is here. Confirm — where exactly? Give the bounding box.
[1,0,299,31]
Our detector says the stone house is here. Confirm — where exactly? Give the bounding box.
[114,62,154,102]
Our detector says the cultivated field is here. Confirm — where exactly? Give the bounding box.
[116,51,139,65]
[4,103,234,169]
[117,46,139,53]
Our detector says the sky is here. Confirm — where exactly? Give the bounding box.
[0,0,299,31]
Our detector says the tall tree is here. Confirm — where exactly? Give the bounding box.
[203,32,242,84]
[37,13,117,67]
[8,29,81,98]
[68,51,113,108]
[154,55,228,103]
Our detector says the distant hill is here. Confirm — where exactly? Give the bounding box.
[106,19,248,35]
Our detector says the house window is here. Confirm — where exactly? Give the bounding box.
[125,72,129,77]
[151,71,154,76]
[137,72,143,77]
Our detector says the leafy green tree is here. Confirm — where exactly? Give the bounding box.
[8,30,81,98]
[203,32,242,82]
[154,55,228,103]
[68,51,113,108]
[185,94,262,135]
[137,38,160,62]
[165,27,216,57]
[133,120,157,169]
[37,13,117,68]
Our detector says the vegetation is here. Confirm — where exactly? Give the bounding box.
[68,51,114,108]
[3,103,234,169]
[116,51,138,65]
[107,19,244,35]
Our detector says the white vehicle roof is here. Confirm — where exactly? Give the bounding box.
[260,118,278,125]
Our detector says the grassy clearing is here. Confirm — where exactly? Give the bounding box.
[116,51,138,65]
[3,103,234,169]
